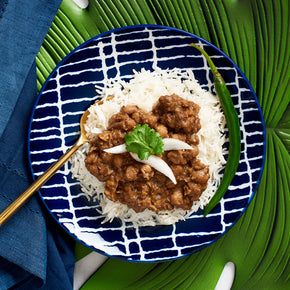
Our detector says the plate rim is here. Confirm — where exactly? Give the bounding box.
[28,24,267,262]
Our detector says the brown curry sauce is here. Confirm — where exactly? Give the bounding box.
[85,94,210,213]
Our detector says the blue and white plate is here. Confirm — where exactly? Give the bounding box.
[28,25,266,262]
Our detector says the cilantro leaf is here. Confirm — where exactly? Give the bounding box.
[124,124,164,160]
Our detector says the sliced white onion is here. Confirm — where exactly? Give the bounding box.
[103,138,193,154]
[104,144,126,154]
[102,138,193,184]
[130,152,177,184]
[163,138,193,151]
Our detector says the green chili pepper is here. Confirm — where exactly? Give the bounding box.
[190,43,241,216]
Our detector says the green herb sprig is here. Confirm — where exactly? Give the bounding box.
[125,124,164,160]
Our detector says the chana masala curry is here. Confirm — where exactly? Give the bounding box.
[85,94,210,213]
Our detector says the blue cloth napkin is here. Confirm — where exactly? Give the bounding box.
[0,1,75,289]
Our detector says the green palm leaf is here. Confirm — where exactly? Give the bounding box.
[37,0,290,288]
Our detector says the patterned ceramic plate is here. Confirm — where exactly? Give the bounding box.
[28,25,266,262]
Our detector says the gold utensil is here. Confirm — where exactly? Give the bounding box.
[0,106,92,226]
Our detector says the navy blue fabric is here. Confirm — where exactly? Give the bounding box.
[0,0,60,137]
[0,0,75,289]
[0,1,8,18]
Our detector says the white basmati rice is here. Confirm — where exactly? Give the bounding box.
[70,68,226,227]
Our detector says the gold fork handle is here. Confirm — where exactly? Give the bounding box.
[0,139,84,226]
